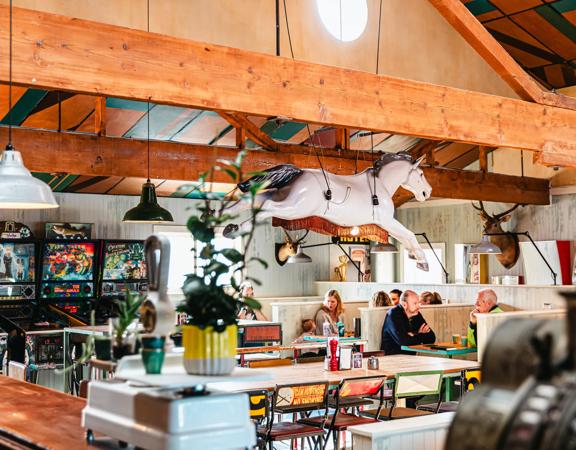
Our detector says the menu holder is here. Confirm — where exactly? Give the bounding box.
[339,347,352,370]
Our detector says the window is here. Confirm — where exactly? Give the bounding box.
[316,0,368,42]
[401,243,445,284]
[153,225,242,295]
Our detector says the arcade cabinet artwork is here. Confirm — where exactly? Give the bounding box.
[39,241,98,324]
[98,240,147,321]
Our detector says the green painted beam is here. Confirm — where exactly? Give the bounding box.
[537,5,576,42]
[0,89,47,125]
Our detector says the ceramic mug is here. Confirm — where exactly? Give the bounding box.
[460,336,468,347]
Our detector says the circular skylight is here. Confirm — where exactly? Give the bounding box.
[316,0,369,42]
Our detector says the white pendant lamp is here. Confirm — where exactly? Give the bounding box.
[0,0,58,210]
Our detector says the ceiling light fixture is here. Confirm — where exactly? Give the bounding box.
[123,2,173,224]
[0,0,58,210]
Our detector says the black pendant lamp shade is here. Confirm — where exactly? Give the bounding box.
[122,181,174,223]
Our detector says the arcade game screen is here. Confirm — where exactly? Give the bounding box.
[0,242,35,283]
[42,242,95,281]
[102,242,146,281]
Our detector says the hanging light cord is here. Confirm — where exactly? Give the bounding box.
[6,0,14,150]
[283,0,332,201]
[371,0,383,209]
[146,0,151,183]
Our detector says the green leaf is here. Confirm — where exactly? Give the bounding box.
[187,216,215,243]
[221,248,243,264]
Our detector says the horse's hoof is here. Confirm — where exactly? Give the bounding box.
[417,262,429,272]
[408,253,416,260]
[223,224,239,238]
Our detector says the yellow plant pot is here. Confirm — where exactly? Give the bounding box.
[182,324,237,375]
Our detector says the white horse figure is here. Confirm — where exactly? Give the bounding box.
[229,152,432,270]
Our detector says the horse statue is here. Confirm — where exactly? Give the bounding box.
[227,152,432,270]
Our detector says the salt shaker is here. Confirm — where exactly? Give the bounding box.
[368,356,379,370]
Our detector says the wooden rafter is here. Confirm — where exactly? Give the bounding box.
[1,6,575,156]
[479,146,488,172]
[1,127,549,205]
[94,96,106,136]
[335,128,350,150]
[428,0,576,111]
[219,112,278,151]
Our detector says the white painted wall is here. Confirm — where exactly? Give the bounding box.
[0,192,330,297]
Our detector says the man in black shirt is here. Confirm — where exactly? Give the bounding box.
[380,290,436,355]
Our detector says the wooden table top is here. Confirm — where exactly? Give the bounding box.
[0,376,93,449]
[210,354,480,392]
[237,339,367,354]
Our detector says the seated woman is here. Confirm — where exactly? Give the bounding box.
[370,291,393,308]
[314,289,345,336]
[420,291,443,305]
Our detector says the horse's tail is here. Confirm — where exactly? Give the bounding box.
[237,164,303,193]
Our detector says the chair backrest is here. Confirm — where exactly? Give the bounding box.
[394,371,443,399]
[246,389,269,421]
[338,376,386,399]
[8,361,26,381]
[464,369,481,392]
[247,358,292,368]
[295,355,325,364]
[362,350,385,358]
[274,381,330,411]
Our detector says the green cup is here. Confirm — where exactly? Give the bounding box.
[141,335,166,374]
[460,336,468,347]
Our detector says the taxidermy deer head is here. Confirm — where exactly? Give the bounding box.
[275,229,309,266]
[472,201,522,269]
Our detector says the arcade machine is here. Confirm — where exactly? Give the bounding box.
[0,240,64,376]
[97,240,147,322]
[39,240,99,392]
[0,239,37,370]
[39,240,99,325]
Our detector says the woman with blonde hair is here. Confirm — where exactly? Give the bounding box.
[314,289,345,335]
[420,291,443,305]
[370,290,393,308]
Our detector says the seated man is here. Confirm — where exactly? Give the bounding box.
[380,290,436,355]
[389,289,402,306]
[467,288,502,347]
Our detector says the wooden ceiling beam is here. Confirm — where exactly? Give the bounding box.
[1,127,549,205]
[428,0,576,111]
[394,166,549,207]
[1,6,575,155]
[335,128,350,150]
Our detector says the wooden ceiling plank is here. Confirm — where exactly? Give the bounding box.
[427,0,576,110]
[1,126,549,206]
[0,5,575,155]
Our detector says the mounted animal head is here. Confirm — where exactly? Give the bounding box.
[472,201,522,269]
[373,153,432,202]
[274,229,309,266]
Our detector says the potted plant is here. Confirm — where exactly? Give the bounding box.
[111,291,146,360]
[177,152,266,375]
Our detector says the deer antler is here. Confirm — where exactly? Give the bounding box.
[471,201,490,220]
[493,203,522,220]
[295,230,309,245]
[283,228,294,243]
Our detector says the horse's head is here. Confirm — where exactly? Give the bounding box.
[401,155,432,202]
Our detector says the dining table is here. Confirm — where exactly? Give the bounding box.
[209,354,480,399]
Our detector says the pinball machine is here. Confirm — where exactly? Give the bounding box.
[97,240,147,321]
